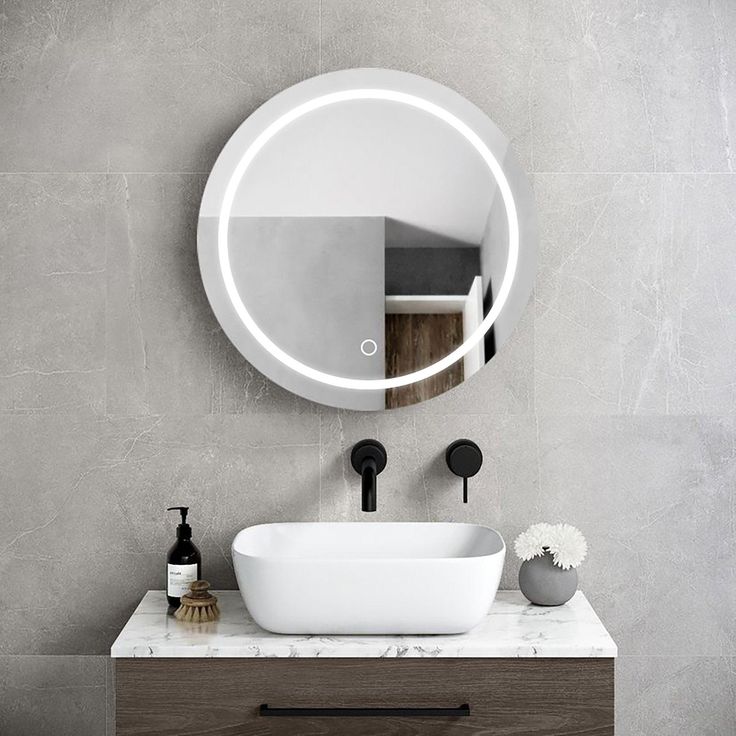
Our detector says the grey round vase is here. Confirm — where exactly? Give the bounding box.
[519,550,577,606]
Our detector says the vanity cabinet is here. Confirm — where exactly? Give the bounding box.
[116,657,613,736]
[112,591,616,736]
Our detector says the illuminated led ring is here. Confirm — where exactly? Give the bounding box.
[218,88,519,391]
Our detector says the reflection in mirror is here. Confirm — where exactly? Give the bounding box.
[198,70,536,410]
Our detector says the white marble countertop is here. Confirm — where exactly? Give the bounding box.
[111,591,617,658]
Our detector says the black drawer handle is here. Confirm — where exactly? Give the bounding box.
[259,703,470,718]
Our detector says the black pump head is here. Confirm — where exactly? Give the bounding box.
[167,506,191,539]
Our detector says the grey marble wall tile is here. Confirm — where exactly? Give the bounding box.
[0,1,112,172]
[104,1,320,173]
[410,413,540,591]
[319,410,431,521]
[320,0,533,170]
[105,174,317,415]
[616,656,736,736]
[0,414,110,561]
[101,413,321,564]
[0,655,106,736]
[710,1,736,174]
[530,1,735,172]
[319,410,538,580]
[535,173,736,415]
[0,413,319,654]
[538,415,736,657]
[0,552,163,656]
[0,1,320,172]
[0,175,106,415]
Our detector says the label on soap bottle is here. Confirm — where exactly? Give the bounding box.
[167,564,198,597]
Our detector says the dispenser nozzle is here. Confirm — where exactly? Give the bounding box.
[167,506,189,524]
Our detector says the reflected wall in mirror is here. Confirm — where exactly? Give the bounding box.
[198,69,537,410]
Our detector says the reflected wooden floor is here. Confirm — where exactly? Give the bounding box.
[385,312,464,409]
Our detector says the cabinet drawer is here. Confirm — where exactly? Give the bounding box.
[116,658,614,736]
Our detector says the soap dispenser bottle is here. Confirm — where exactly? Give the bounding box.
[166,506,201,607]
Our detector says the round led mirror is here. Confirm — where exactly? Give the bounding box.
[198,69,537,410]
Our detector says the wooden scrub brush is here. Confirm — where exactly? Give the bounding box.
[174,580,220,623]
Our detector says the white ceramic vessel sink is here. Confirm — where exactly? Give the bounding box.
[232,522,505,635]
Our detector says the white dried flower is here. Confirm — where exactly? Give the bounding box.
[513,522,554,561]
[547,524,587,570]
[514,523,588,570]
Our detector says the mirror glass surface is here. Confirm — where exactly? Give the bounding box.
[198,69,537,410]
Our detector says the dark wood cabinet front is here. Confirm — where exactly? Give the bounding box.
[116,657,614,736]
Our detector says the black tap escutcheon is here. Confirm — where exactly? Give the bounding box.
[445,440,483,503]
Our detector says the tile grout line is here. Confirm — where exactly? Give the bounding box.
[1,171,735,176]
[0,171,212,175]
[531,171,725,175]
[318,0,323,74]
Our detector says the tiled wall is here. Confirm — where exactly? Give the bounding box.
[1,2,735,734]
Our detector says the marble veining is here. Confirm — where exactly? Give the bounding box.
[111,590,617,658]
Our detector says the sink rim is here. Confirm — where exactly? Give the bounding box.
[231,521,505,563]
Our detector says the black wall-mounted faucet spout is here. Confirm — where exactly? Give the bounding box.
[350,440,387,512]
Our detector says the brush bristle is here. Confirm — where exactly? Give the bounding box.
[174,601,220,623]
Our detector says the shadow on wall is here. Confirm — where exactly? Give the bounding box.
[384,217,477,250]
